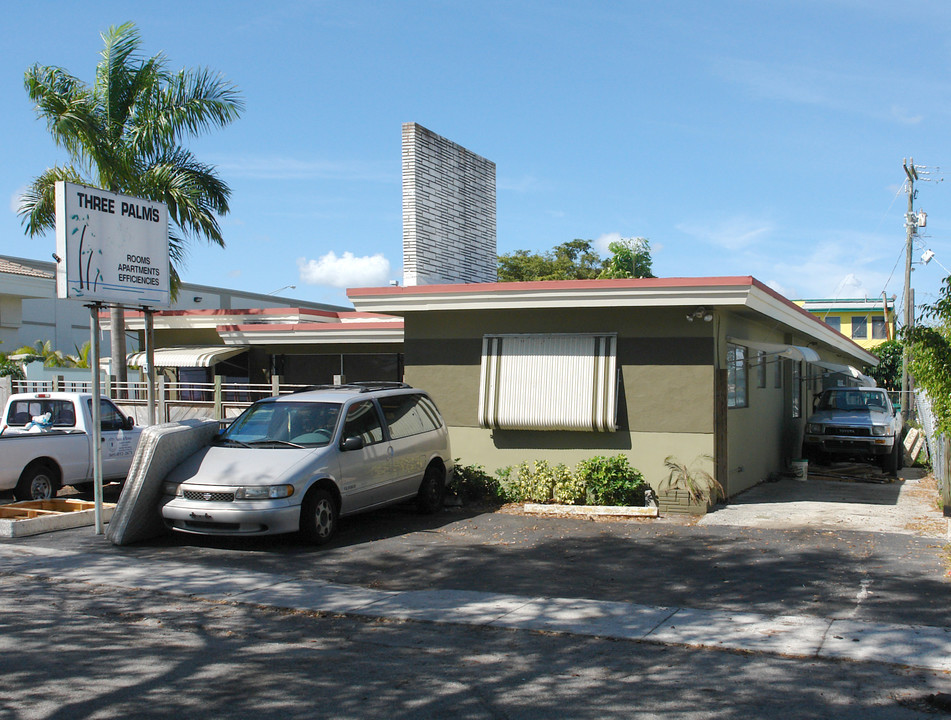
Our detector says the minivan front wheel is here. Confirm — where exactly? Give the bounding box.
[416,463,445,514]
[300,488,339,545]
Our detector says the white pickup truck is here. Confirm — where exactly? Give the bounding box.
[0,392,142,500]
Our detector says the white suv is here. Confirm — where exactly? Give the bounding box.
[160,383,452,544]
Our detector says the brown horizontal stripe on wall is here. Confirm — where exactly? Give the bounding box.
[617,337,713,366]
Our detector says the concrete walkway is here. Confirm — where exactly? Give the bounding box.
[2,541,949,674]
[699,471,948,538]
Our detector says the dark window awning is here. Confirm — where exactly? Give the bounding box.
[127,346,248,368]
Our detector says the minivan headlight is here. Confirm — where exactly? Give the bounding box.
[162,482,182,497]
[234,485,295,500]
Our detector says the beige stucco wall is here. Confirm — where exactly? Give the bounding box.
[403,307,717,494]
[446,425,714,492]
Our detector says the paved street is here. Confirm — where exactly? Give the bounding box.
[1,471,950,717]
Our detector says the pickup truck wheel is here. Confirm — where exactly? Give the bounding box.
[299,488,338,545]
[882,440,901,476]
[15,464,59,501]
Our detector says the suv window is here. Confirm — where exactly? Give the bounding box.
[343,400,385,445]
[377,393,443,439]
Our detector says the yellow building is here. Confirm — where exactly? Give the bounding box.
[795,298,896,351]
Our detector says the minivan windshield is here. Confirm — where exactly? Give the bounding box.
[218,401,341,448]
[816,389,889,413]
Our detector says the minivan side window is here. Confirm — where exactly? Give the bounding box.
[342,400,384,445]
[378,393,442,439]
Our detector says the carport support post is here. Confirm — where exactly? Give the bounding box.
[89,303,104,535]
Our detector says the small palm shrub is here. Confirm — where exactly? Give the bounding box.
[660,455,723,505]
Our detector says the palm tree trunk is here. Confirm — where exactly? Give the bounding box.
[109,305,127,398]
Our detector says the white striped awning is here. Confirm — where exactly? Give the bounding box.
[126,346,248,368]
[479,333,617,432]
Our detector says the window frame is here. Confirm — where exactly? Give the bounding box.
[727,343,748,409]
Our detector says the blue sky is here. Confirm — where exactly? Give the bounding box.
[3,1,951,313]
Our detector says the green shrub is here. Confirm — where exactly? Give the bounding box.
[553,467,587,505]
[576,455,647,506]
[506,460,568,503]
[448,461,508,503]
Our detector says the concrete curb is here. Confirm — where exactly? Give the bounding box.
[522,503,659,518]
[1,543,948,672]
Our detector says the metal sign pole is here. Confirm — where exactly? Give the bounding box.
[89,303,104,534]
[145,308,156,426]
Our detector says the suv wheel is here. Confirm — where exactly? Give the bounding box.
[300,488,339,545]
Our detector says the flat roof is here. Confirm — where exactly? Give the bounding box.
[348,276,878,366]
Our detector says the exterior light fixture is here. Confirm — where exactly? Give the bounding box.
[686,306,714,322]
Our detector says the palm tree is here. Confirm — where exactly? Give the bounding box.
[19,22,243,387]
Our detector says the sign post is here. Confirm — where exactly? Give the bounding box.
[89,303,104,534]
[55,181,170,533]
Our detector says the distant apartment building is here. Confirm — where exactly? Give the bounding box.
[795,297,896,351]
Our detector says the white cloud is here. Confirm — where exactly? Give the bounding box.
[9,187,25,215]
[594,232,621,256]
[212,155,395,183]
[593,233,659,257]
[890,105,923,125]
[676,216,774,251]
[297,251,392,289]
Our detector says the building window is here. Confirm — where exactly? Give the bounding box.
[851,316,868,339]
[872,318,888,340]
[824,316,841,333]
[757,350,766,388]
[727,343,748,408]
[479,333,617,432]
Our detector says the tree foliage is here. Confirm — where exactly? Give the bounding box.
[498,239,606,281]
[19,22,242,383]
[868,339,902,391]
[598,237,654,279]
[903,275,951,434]
[497,237,655,282]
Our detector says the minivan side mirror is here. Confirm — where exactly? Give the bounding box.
[341,436,365,451]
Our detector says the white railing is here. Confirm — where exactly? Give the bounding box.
[9,375,315,426]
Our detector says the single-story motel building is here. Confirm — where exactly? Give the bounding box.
[348,275,878,511]
[115,275,877,513]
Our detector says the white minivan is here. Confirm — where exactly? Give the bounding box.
[160,383,452,544]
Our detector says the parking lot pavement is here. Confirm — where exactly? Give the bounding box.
[4,574,947,720]
[2,464,951,675]
[1,539,950,675]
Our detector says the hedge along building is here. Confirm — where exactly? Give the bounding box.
[348,276,878,510]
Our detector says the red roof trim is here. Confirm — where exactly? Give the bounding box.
[216,321,403,333]
[347,276,759,297]
[113,307,341,320]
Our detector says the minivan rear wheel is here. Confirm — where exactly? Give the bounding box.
[416,463,445,514]
[300,488,338,545]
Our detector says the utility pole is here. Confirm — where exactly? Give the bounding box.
[901,158,919,424]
